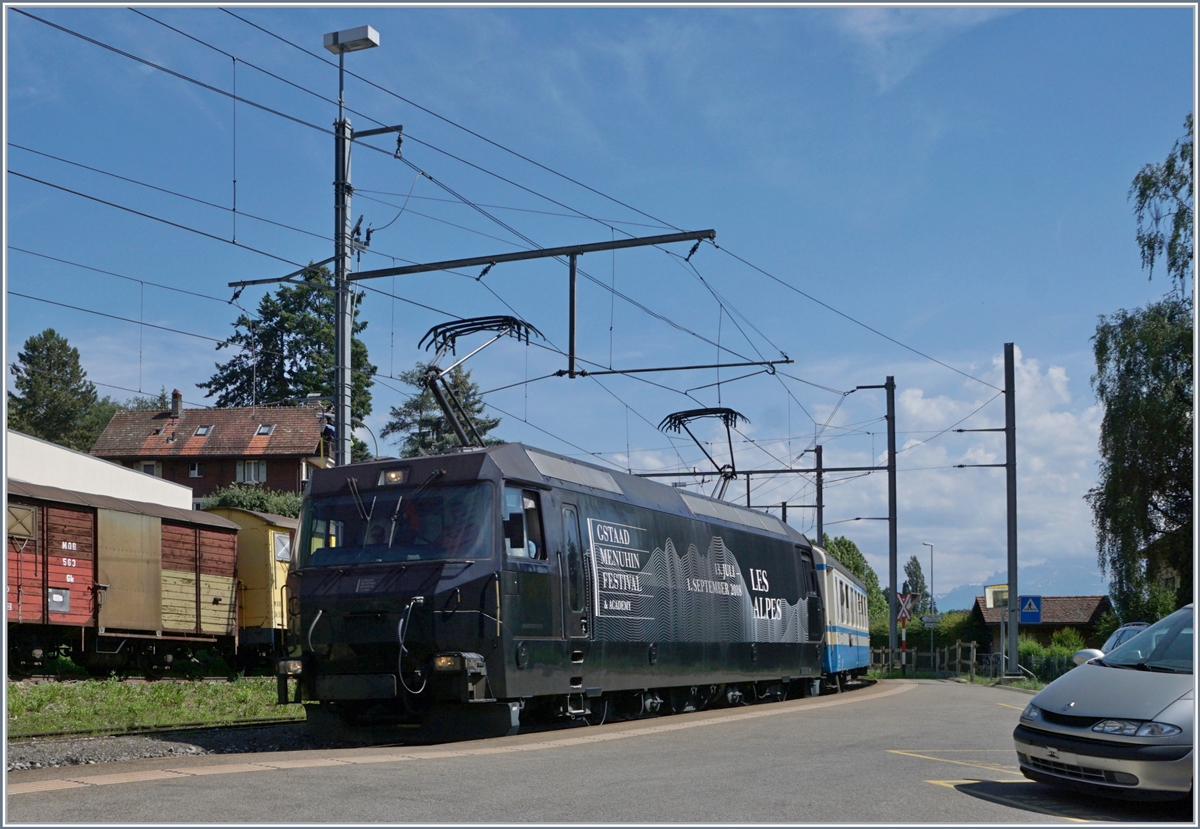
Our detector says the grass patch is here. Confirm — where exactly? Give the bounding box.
[7,677,303,738]
[867,668,1045,691]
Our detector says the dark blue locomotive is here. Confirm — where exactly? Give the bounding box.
[278,443,862,739]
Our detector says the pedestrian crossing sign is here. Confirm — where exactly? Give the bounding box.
[1019,595,1042,624]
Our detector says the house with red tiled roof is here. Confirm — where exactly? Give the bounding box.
[970,594,1113,652]
[90,391,332,508]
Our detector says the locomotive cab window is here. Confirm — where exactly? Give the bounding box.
[504,487,544,560]
[295,481,494,567]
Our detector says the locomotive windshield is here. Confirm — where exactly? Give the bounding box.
[295,481,494,568]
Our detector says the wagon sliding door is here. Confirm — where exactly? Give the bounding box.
[96,510,161,633]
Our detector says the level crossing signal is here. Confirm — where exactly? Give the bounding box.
[896,592,916,622]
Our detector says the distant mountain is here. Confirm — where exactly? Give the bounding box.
[936,561,1108,612]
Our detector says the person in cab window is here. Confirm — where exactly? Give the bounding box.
[522,493,544,559]
[436,500,472,552]
[366,524,389,547]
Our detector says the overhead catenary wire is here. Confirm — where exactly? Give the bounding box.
[89,6,1003,402]
[15,8,914,414]
[12,8,1008,486]
[214,8,1000,395]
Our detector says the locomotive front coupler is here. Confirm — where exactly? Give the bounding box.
[276,655,309,705]
[429,651,493,703]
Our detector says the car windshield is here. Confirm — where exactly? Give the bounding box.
[295,482,493,567]
[1102,606,1193,674]
[1102,623,1148,653]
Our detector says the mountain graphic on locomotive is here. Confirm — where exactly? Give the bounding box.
[278,443,870,740]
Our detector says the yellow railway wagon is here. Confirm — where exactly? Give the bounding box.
[160,520,238,638]
[203,507,296,668]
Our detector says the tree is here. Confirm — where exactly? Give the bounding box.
[821,534,888,625]
[381,362,502,458]
[198,266,376,446]
[903,555,929,616]
[204,483,302,518]
[1088,114,1194,620]
[121,387,170,411]
[1130,113,1193,291]
[8,329,112,452]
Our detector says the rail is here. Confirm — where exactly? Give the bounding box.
[9,716,306,742]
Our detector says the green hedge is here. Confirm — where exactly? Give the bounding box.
[1018,634,1078,683]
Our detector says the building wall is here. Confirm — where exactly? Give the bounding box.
[7,432,193,510]
[127,458,307,501]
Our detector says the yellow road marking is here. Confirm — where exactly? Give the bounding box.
[164,763,275,776]
[63,769,188,786]
[6,780,90,795]
[996,702,1025,710]
[887,749,1023,775]
[260,758,353,769]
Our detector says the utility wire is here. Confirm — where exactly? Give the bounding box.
[215,9,999,395]
[10,171,305,269]
[9,143,330,244]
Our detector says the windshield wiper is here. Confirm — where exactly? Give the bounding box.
[1134,662,1185,673]
[388,468,446,542]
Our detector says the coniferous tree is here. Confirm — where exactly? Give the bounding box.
[381,362,502,458]
[198,266,376,429]
[8,328,112,452]
[903,555,930,616]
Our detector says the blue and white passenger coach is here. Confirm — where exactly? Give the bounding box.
[812,545,871,691]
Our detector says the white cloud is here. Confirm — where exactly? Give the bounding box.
[828,7,1017,93]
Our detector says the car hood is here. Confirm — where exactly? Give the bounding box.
[1032,662,1193,721]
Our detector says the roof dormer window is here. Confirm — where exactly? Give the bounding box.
[194,425,213,437]
[256,424,275,436]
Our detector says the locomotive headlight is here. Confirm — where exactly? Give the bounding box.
[278,658,304,677]
[433,654,464,672]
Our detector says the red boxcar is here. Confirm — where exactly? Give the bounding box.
[6,480,239,676]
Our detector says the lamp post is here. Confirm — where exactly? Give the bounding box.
[323,25,380,467]
[923,541,934,658]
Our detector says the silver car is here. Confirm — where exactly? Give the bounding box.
[1013,604,1193,801]
[1102,622,1150,654]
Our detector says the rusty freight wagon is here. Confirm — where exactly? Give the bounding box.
[6,480,240,676]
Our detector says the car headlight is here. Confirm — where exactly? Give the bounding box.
[1092,719,1182,737]
[1020,703,1040,721]
[1136,721,1183,737]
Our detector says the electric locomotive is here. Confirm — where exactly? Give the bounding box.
[277,443,830,738]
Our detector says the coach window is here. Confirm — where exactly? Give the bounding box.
[504,486,545,559]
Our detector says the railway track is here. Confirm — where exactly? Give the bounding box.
[8,674,262,684]
[9,716,306,742]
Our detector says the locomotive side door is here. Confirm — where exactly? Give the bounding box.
[560,506,589,639]
[799,549,823,643]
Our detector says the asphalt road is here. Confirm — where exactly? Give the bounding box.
[6,679,1193,823]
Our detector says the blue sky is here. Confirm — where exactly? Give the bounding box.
[4,5,1194,599]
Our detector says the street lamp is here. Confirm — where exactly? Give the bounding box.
[923,541,934,658]
[324,25,379,467]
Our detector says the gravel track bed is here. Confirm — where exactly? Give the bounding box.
[7,723,356,771]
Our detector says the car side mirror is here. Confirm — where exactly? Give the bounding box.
[1073,648,1103,666]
